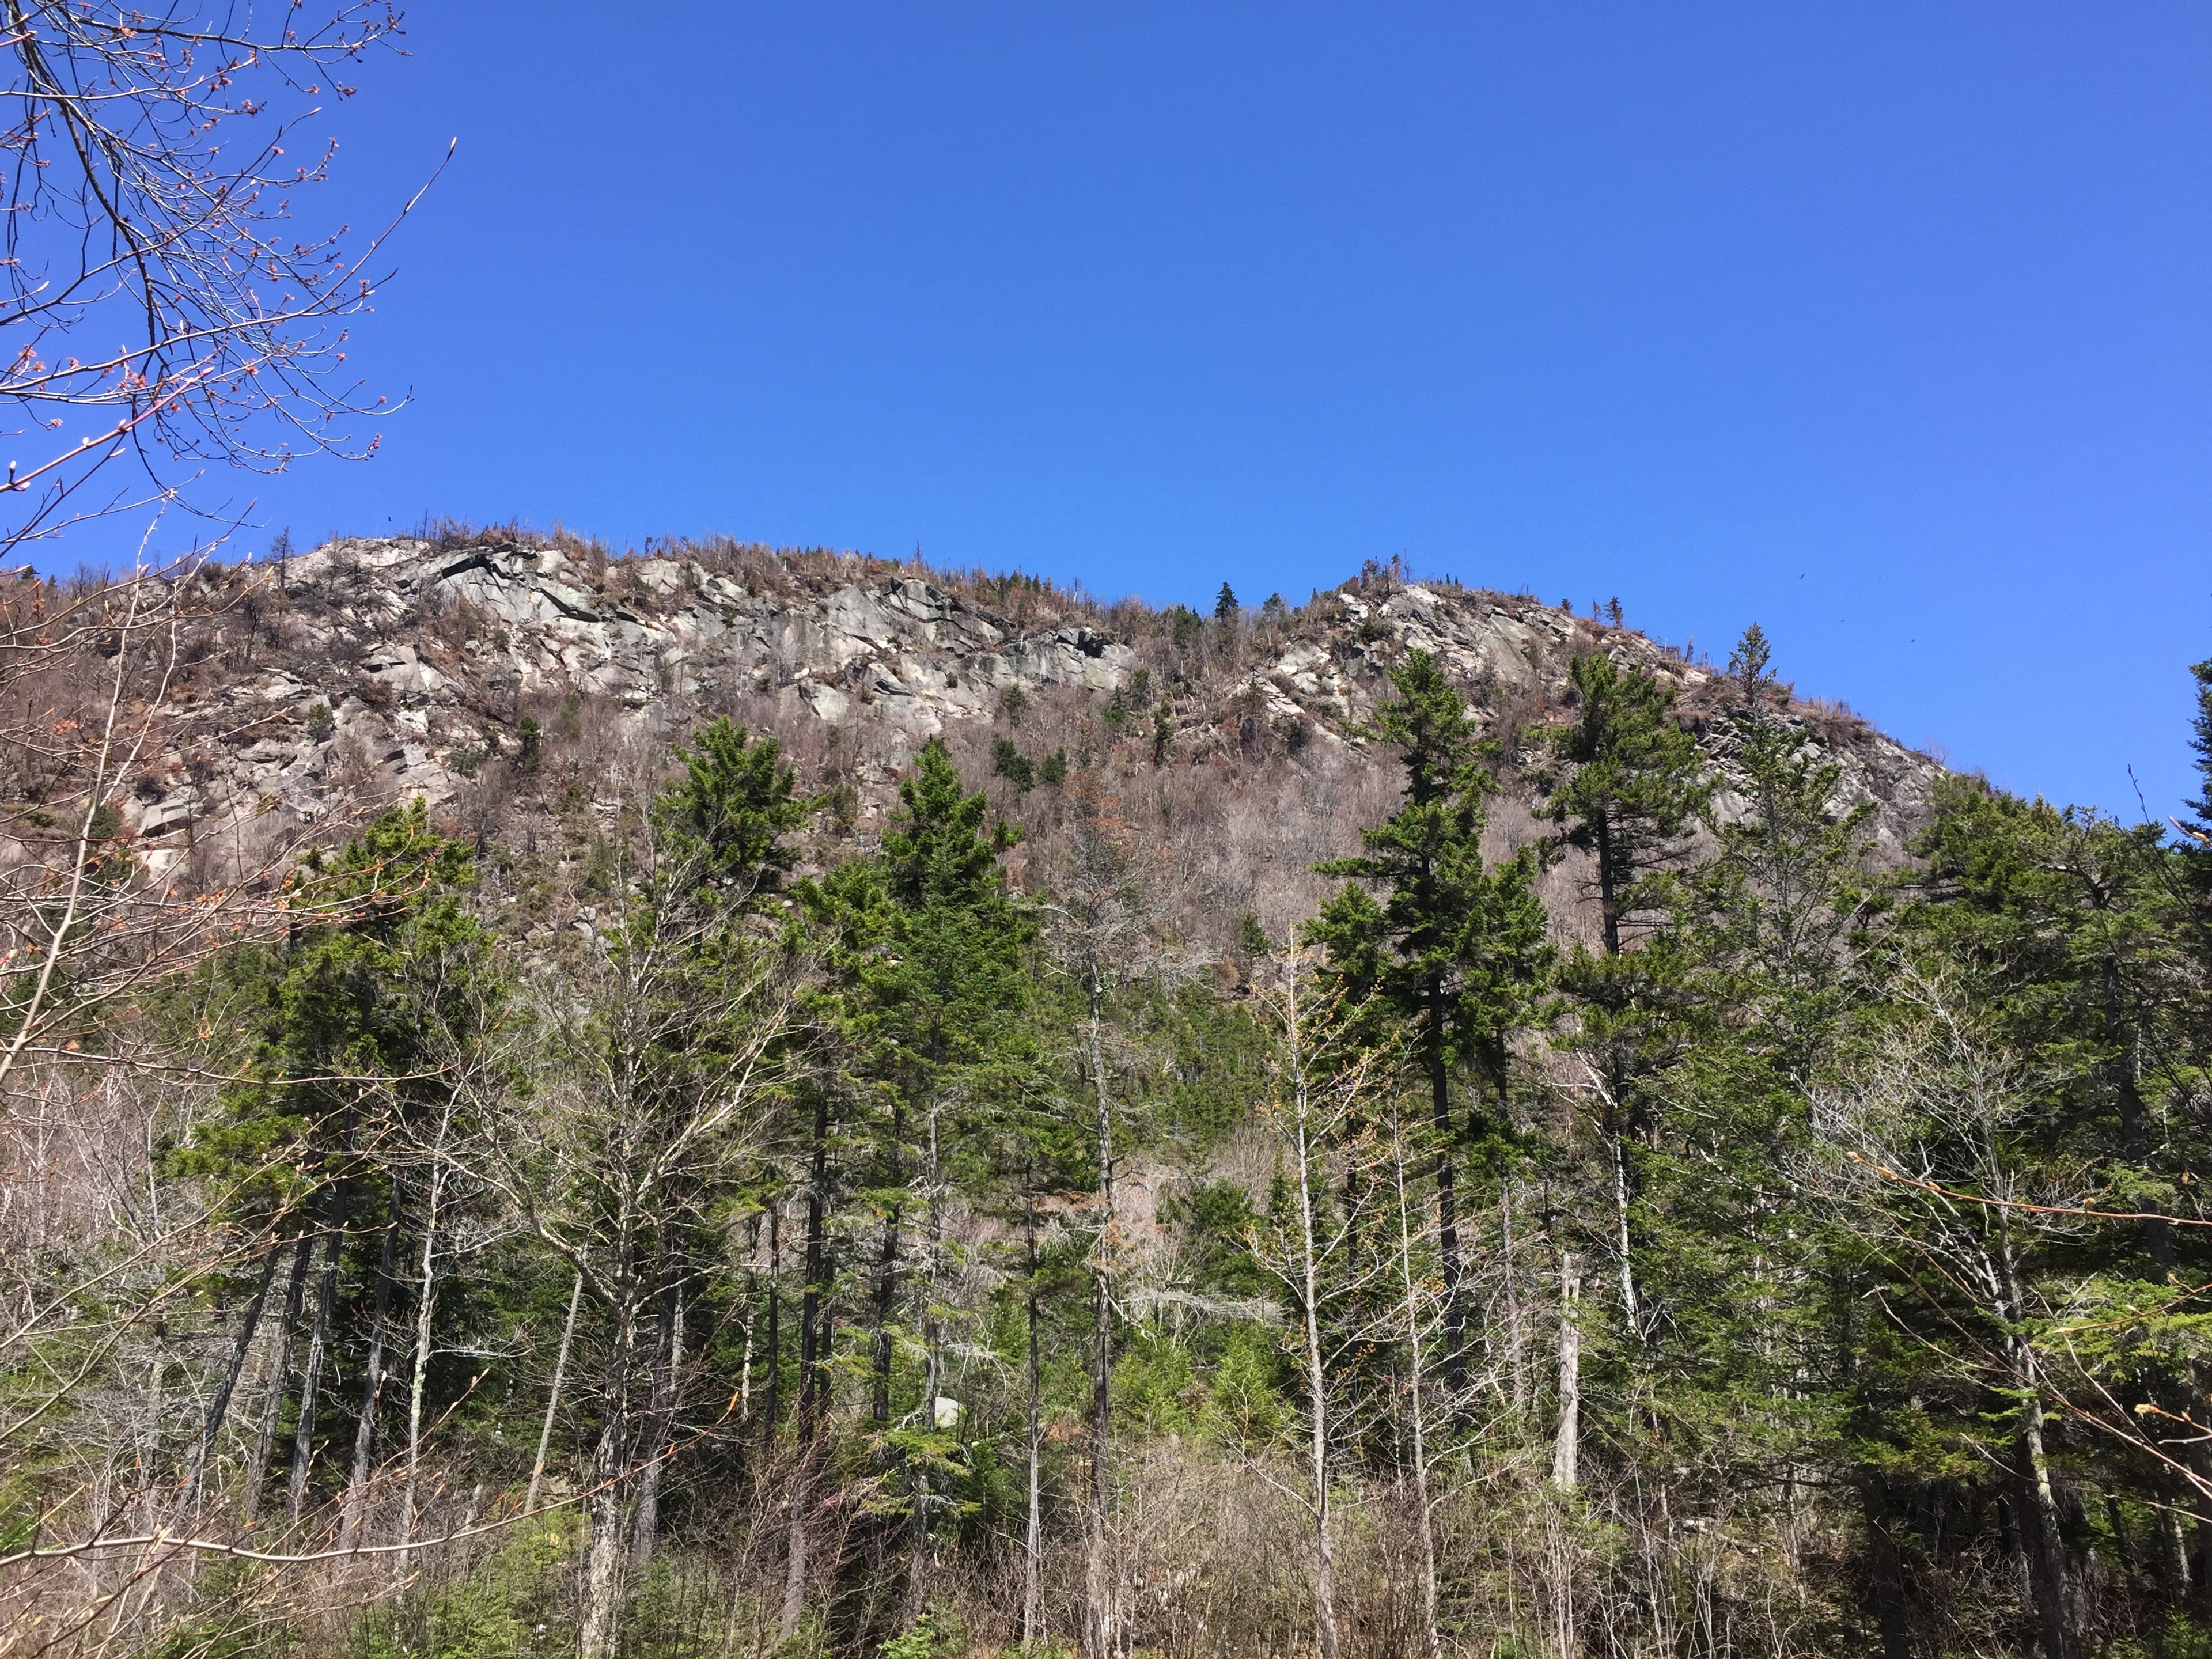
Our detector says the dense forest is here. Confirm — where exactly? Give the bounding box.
[6,569,2212,1659]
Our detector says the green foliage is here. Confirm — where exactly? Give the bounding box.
[170,801,489,1210]
[1104,667,1151,734]
[1539,649,1710,955]
[1309,650,1552,1129]
[655,717,806,897]
[1164,1177,1268,1300]
[1111,1327,1198,1437]
[351,1514,579,1659]
[36,608,2212,1659]
[991,733,1035,793]
[1199,1323,1290,1450]
[877,1608,969,1659]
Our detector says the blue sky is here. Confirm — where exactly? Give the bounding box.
[108,6,2212,819]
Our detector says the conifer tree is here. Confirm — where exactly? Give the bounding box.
[2181,659,2212,969]
[1537,650,1709,1397]
[1542,651,1709,959]
[804,738,1033,1615]
[1309,650,1550,1407]
[472,722,806,1659]
[173,802,487,1524]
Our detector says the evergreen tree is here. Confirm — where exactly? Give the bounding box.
[171,802,489,1522]
[2181,660,2212,976]
[804,739,1034,1614]
[1541,650,1709,958]
[1308,650,1551,1408]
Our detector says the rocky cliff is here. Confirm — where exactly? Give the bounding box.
[93,534,1943,929]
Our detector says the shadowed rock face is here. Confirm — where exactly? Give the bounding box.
[113,536,1942,882]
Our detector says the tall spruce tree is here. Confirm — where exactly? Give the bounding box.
[1542,650,1709,958]
[805,738,1034,1615]
[1537,649,1710,1356]
[1309,649,1551,1408]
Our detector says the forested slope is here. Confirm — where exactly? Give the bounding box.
[3,530,2208,1659]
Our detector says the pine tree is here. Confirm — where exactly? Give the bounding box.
[170,803,488,1524]
[1537,650,1710,1395]
[2181,660,2212,971]
[804,739,1034,1615]
[1541,651,1709,958]
[1309,650,1550,1410]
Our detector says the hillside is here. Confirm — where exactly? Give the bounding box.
[46,529,2208,1659]
[113,531,1942,945]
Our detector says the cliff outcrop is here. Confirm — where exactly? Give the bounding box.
[79,534,1942,920]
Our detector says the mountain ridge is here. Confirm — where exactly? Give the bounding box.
[90,531,1944,946]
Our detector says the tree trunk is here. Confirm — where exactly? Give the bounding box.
[780,1092,831,1643]
[737,1221,758,1490]
[526,1270,584,1516]
[1501,1164,1527,1415]
[1392,1123,1442,1659]
[1084,996,1118,1659]
[1551,1252,1582,1491]
[579,1155,642,1659]
[1426,983,1467,1416]
[1022,1181,1044,1652]
[632,1280,683,1567]
[763,1202,782,1452]
[399,1150,450,1562]
[579,1380,632,1659]
[286,1181,350,1522]
[873,1105,904,1427]
[907,1097,945,1621]
[1290,1031,1340,1659]
[2015,1377,2076,1659]
[1084,989,1118,1659]
[1594,812,1621,957]
[338,1194,402,1547]
[180,1243,283,1515]
[1859,1476,1914,1659]
[243,1232,315,1522]
[1609,1126,1641,1342]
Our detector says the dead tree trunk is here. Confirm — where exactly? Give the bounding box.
[1289,1031,1341,1659]
[1084,991,1118,1659]
[338,1194,402,1547]
[579,1306,637,1659]
[526,1270,584,1516]
[1551,1252,1582,1491]
[1391,1119,1442,1659]
[243,1232,315,1521]
[399,1107,457,1562]
[632,1280,684,1567]
[286,1177,351,1522]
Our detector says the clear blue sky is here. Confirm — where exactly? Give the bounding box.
[147,6,2212,819]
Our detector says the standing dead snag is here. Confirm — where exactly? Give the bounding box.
[1247,947,1397,1659]
[1039,775,1172,1659]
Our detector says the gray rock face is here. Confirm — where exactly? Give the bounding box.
[123,540,1944,880]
